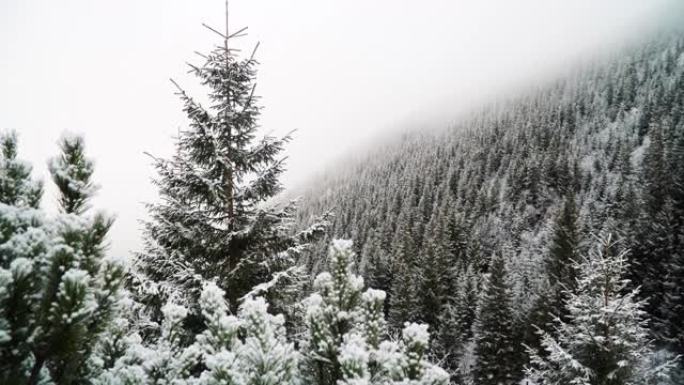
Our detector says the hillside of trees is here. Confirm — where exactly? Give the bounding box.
[1,10,683,385]
[295,31,684,383]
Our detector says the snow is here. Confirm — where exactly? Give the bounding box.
[161,302,188,324]
[362,288,386,303]
[402,322,430,347]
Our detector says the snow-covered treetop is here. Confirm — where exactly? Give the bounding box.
[49,133,98,214]
[0,131,43,209]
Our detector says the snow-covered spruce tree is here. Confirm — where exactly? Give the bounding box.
[133,10,325,324]
[526,234,677,385]
[545,193,580,322]
[418,207,458,330]
[388,214,420,329]
[0,133,124,385]
[471,253,523,385]
[434,266,479,382]
[303,240,449,385]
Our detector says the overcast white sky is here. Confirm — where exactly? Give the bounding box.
[0,0,679,257]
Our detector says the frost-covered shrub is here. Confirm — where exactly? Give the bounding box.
[99,240,449,385]
[0,132,123,385]
[97,282,299,385]
[303,240,449,385]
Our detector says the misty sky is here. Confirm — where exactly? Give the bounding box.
[0,0,679,257]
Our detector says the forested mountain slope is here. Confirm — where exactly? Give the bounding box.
[295,31,684,383]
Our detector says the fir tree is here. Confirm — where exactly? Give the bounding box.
[418,212,456,329]
[434,266,479,382]
[388,214,420,329]
[133,9,325,321]
[526,235,677,385]
[471,254,522,385]
[545,193,580,321]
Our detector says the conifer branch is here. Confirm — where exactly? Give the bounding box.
[202,23,228,40]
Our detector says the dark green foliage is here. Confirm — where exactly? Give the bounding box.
[434,267,479,382]
[472,254,521,385]
[545,193,580,321]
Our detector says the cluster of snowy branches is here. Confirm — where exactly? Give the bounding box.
[96,240,448,385]
[0,133,124,384]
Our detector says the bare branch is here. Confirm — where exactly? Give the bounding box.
[243,83,257,110]
[202,23,228,39]
[249,41,261,61]
[169,78,185,94]
[228,26,248,39]
[143,151,161,162]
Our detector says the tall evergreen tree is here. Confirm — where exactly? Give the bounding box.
[434,266,479,383]
[629,121,677,337]
[133,11,324,319]
[418,211,456,329]
[388,213,420,329]
[545,193,580,321]
[471,254,522,385]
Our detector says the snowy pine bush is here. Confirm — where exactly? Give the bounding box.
[96,281,299,385]
[0,133,125,385]
[97,240,448,385]
[303,240,449,385]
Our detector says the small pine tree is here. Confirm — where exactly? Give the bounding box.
[526,235,677,385]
